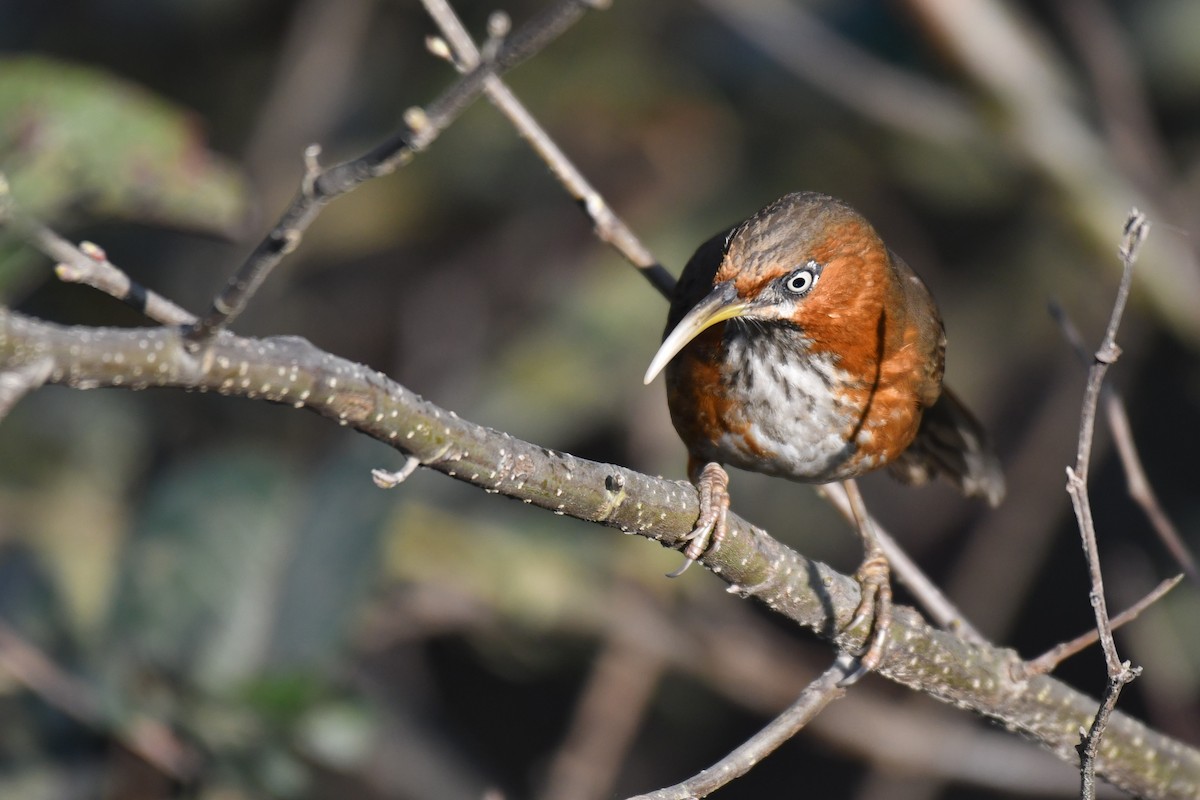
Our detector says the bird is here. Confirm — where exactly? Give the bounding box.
[643,191,1004,677]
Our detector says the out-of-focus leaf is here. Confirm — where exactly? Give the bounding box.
[295,701,378,771]
[5,392,146,640]
[109,439,392,692]
[109,449,297,691]
[0,56,249,233]
[264,440,393,669]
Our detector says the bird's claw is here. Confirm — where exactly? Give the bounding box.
[667,462,730,577]
[841,551,893,685]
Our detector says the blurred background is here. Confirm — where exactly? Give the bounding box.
[1,0,1198,798]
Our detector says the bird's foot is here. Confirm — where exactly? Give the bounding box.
[667,462,730,578]
[842,550,893,685]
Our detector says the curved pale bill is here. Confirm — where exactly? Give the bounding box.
[643,281,747,385]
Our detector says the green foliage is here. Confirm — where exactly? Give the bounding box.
[0,56,248,291]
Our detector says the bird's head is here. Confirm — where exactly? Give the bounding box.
[644,192,893,385]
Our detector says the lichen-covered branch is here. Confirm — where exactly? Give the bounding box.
[1,308,1197,798]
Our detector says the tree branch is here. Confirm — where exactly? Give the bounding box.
[627,655,855,800]
[1065,208,1149,798]
[420,0,676,300]
[2,308,1198,799]
[184,0,607,346]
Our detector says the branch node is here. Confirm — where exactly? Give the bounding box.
[1095,342,1121,364]
[0,356,54,420]
[79,240,107,261]
[482,12,511,61]
[279,229,303,256]
[403,106,431,136]
[302,144,323,198]
[487,10,512,40]
[372,456,421,488]
[426,35,457,67]
[1120,208,1149,260]
[54,262,81,281]
[596,472,628,521]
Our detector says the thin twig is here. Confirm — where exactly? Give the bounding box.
[1049,300,1196,582]
[1080,663,1143,800]
[1052,0,1171,197]
[697,0,979,145]
[0,356,53,420]
[372,455,422,487]
[1103,397,1197,580]
[820,483,984,645]
[185,0,607,346]
[8,213,195,326]
[1065,209,1149,798]
[420,0,675,299]
[0,619,200,780]
[1068,210,1147,672]
[537,611,666,800]
[627,655,855,800]
[1021,574,1182,677]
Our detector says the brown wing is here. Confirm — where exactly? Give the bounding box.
[885,250,1004,505]
[888,249,945,409]
[888,386,1006,506]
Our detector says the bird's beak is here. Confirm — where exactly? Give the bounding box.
[644,281,747,385]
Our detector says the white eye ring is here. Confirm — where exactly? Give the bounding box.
[784,265,818,295]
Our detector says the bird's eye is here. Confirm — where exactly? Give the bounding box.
[784,264,819,295]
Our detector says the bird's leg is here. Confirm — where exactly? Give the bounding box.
[667,460,730,578]
[841,478,892,684]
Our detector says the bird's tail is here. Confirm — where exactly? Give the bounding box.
[888,388,1005,506]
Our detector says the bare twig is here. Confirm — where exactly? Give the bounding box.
[420,0,675,299]
[538,618,666,800]
[1064,209,1149,798]
[185,0,607,346]
[365,582,1126,797]
[1049,300,1197,582]
[1103,397,1197,580]
[8,214,195,326]
[241,0,378,203]
[1052,0,1171,196]
[820,483,984,644]
[0,619,200,780]
[626,655,856,800]
[372,455,422,487]
[905,0,1200,342]
[1021,574,1182,677]
[697,0,979,145]
[0,355,53,419]
[1067,210,1147,669]
[1081,664,1143,800]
